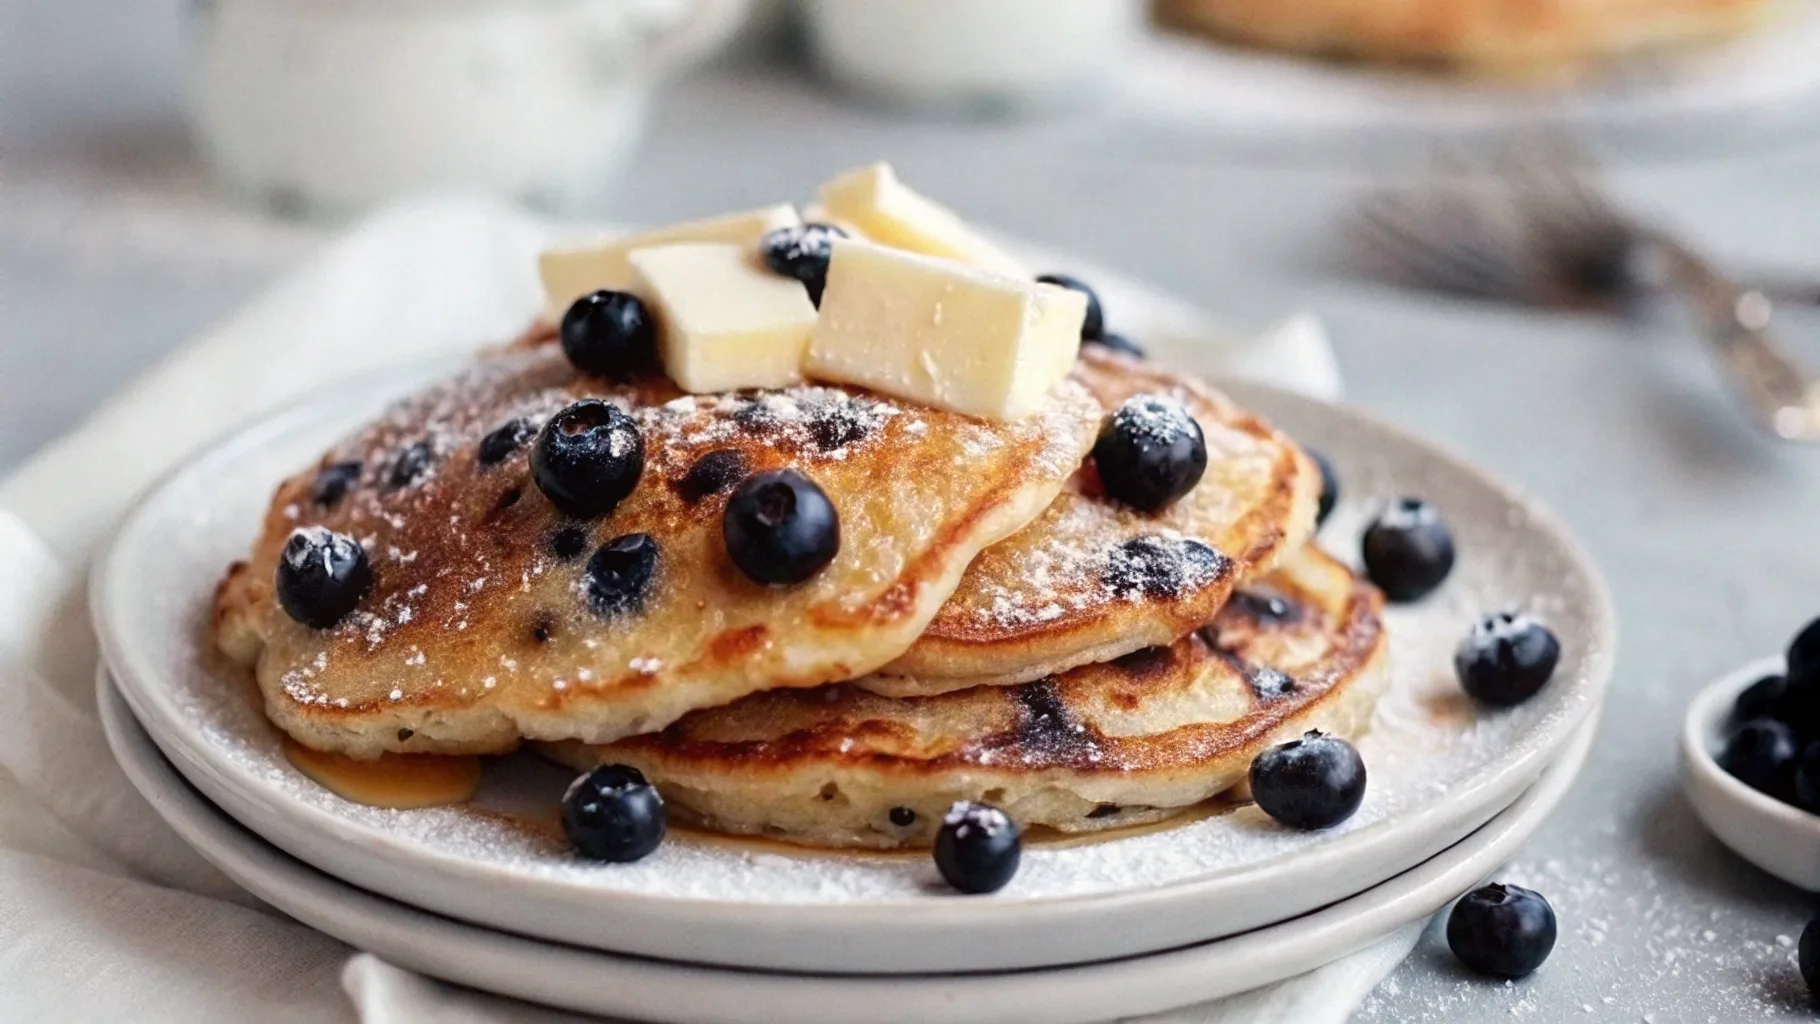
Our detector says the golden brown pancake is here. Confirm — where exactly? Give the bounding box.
[551,545,1388,849]
[872,347,1320,694]
[1156,0,1774,76]
[214,345,1101,758]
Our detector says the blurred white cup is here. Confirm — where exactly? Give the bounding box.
[190,0,750,216]
[801,0,1144,115]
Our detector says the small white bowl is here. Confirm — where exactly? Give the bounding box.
[1681,655,1820,892]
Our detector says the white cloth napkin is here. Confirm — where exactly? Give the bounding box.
[0,196,1406,1024]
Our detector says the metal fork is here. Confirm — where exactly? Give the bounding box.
[1349,157,1820,442]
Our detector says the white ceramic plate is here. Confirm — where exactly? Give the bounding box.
[1682,655,1820,892]
[92,360,1614,974]
[99,671,1599,1024]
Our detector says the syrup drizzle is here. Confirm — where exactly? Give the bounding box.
[284,738,482,809]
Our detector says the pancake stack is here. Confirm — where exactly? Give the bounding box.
[215,213,1390,854]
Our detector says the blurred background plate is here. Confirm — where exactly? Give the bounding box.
[1123,3,1820,160]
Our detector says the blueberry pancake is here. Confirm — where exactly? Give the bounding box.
[549,545,1387,849]
[214,344,1101,758]
[870,347,1321,695]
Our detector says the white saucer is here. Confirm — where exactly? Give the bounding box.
[98,672,1599,1024]
[1682,655,1820,892]
[91,360,1615,974]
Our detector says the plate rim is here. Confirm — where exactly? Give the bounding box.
[90,356,1617,972]
[97,666,1600,1024]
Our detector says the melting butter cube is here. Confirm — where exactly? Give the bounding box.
[817,164,1027,278]
[539,204,800,320]
[807,241,1084,420]
[627,243,818,394]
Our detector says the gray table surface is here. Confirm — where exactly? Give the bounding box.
[8,5,1820,1020]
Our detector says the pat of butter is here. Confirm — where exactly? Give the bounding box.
[627,243,818,394]
[539,204,800,320]
[817,164,1027,278]
[807,240,1084,420]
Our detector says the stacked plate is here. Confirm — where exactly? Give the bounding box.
[92,347,1614,1024]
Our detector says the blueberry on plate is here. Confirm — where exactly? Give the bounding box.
[275,526,372,629]
[1801,914,1819,998]
[934,801,1022,894]
[760,223,847,306]
[1447,884,1557,978]
[1309,449,1339,527]
[1360,497,1455,602]
[723,469,840,584]
[1733,673,1789,724]
[1036,273,1104,340]
[584,533,660,618]
[1092,395,1208,513]
[310,460,362,508]
[561,764,665,863]
[477,417,538,467]
[560,290,656,378]
[531,400,645,519]
[1248,730,1367,830]
[1454,613,1560,707]
[1717,718,1799,799]
[1089,332,1145,358]
[1792,741,1820,813]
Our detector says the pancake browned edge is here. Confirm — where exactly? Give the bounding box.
[547,545,1388,850]
[214,344,1102,758]
[870,348,1321,695]
[1155,0,1773,77]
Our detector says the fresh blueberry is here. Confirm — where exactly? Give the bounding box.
[1780,677,1820,741]
[531,400,645,519]
[1036,273,1105,340]
[1248,730,1367,830]
[1792,741,1820,813]
[385,441,434,490]
[1309,449,1339,527]
[561,764,665,863]
[760,223,847,306]
[1092,395,1208,513]
[1790,617,1820,685]
[1454,613,1560,707]
[1782,619,1820,735]
[560,290,656,378]
[1446,884,1557,978]
[478,418,538,467]
[275,527,372,629]
[584,533,659,617]
[1801,914,1819,998]
[1361,498,1455,602]
[1718,718,1799,798]
[889,806,918,828]
[1088,332,1146,358]
[1734,674,1789,724]
[723,469,840,584]
[310,460,362,508]
[934,801,1022,894]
